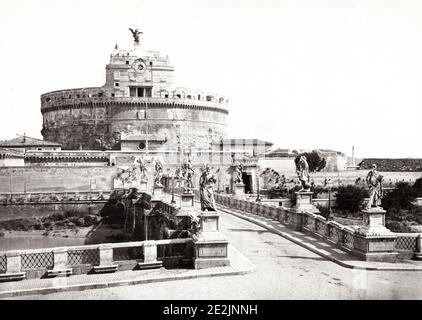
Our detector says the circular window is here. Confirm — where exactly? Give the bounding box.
[138,142,146,150]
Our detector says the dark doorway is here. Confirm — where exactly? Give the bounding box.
[242,173,252,194]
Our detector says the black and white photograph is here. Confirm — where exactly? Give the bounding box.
[0,0,422,304]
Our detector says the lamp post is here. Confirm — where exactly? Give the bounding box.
[327,178,333,220]
[171,170,176,204]
[256,171,261,202]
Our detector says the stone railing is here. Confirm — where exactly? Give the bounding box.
[0,190,112,205]
[214,193,422,260]
[41,95,229,114]
[0,238,193,280]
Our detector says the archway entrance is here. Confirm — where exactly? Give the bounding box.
[242,172,253,194]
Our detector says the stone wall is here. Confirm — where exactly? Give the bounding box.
[0,202,106,222]
[41,97,228,150]
[0,166,117,193]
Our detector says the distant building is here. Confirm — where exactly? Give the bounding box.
[0,135,62,153]
[314,149,347,172]
[0,148,25,167]
[40,46,229,151]
[359,158,422,172]
[211,139,273,157]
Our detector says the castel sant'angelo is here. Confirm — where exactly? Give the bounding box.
[0,29,269,194]
[40,29,229,152]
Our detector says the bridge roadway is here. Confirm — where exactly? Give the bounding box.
[17,205,422,300]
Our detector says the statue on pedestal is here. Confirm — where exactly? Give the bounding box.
[136,157,148,181]
[181,159,195,193]
[297,155,311,191]
[154,159,163,186]
[233,162,244,184]
[199,165,217,211]
[365,164,383,210]
[128,28,142,46]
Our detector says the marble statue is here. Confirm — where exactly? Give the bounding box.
[181,159,195,193]
[154,158,163,186]
[136,157,148,181]
[199,165,217,211]
[365,164,383,209]
[297,155,311,191]
[233,162,243,184]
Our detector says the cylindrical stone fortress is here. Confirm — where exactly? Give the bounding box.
[40,47,229,151]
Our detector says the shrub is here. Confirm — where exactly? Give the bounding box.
[0,231,4,237]
[335,185,368,213]
[386,220,412,233]
[267,186,289,199]
[382,182,418,211]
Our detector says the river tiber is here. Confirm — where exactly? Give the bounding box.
[1,22,422,300]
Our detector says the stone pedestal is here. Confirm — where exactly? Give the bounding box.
[180,192,194,208]
[233,183,246,199]
[153,184,163,200]
[357,208,391,236]
[93,244,118,273]
[352,208,398,262]
[139,180,148,192]
[293,192,319,213]
[193,211,230,269]
[47,248,72,277]
[414,234,422,261]
[288,192,319,231]
[1,251,26,281]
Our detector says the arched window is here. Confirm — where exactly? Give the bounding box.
[219,97,225,103]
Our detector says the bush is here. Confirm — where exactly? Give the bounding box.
[83,215,98,227]
[0,231,4,237]
[336,185,368,213]
[386,220,412,233]
[51,212,65,221]
[382,182,418,211]
[267,186,289,199]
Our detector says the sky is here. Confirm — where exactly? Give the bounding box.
[0,0,422,158]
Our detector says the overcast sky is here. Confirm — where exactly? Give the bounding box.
[1,0,421,158]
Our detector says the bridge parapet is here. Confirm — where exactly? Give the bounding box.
[0,238,193,280]
[214,193,422,262]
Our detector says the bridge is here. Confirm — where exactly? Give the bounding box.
[1,189,422,299]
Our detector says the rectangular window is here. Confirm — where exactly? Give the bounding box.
[137,88,144,97]
[130,87,137,97]
[145,88,152,97]
[115,82,120,87]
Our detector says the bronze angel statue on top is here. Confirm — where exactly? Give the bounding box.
[129,28,143,46]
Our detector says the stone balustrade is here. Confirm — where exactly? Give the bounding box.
[0,190,112,205]
[0,238,193,280]
[214,193,422,260]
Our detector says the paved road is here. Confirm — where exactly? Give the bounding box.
[18,212,422,299]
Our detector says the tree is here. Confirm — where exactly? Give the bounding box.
[260,167,281,189]
[294,151,326,172]
[336,185,368,213]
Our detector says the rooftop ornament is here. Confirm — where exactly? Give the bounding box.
[129,28,143,46]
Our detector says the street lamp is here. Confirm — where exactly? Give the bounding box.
[171,170,176,204]
[327,178,333,220]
